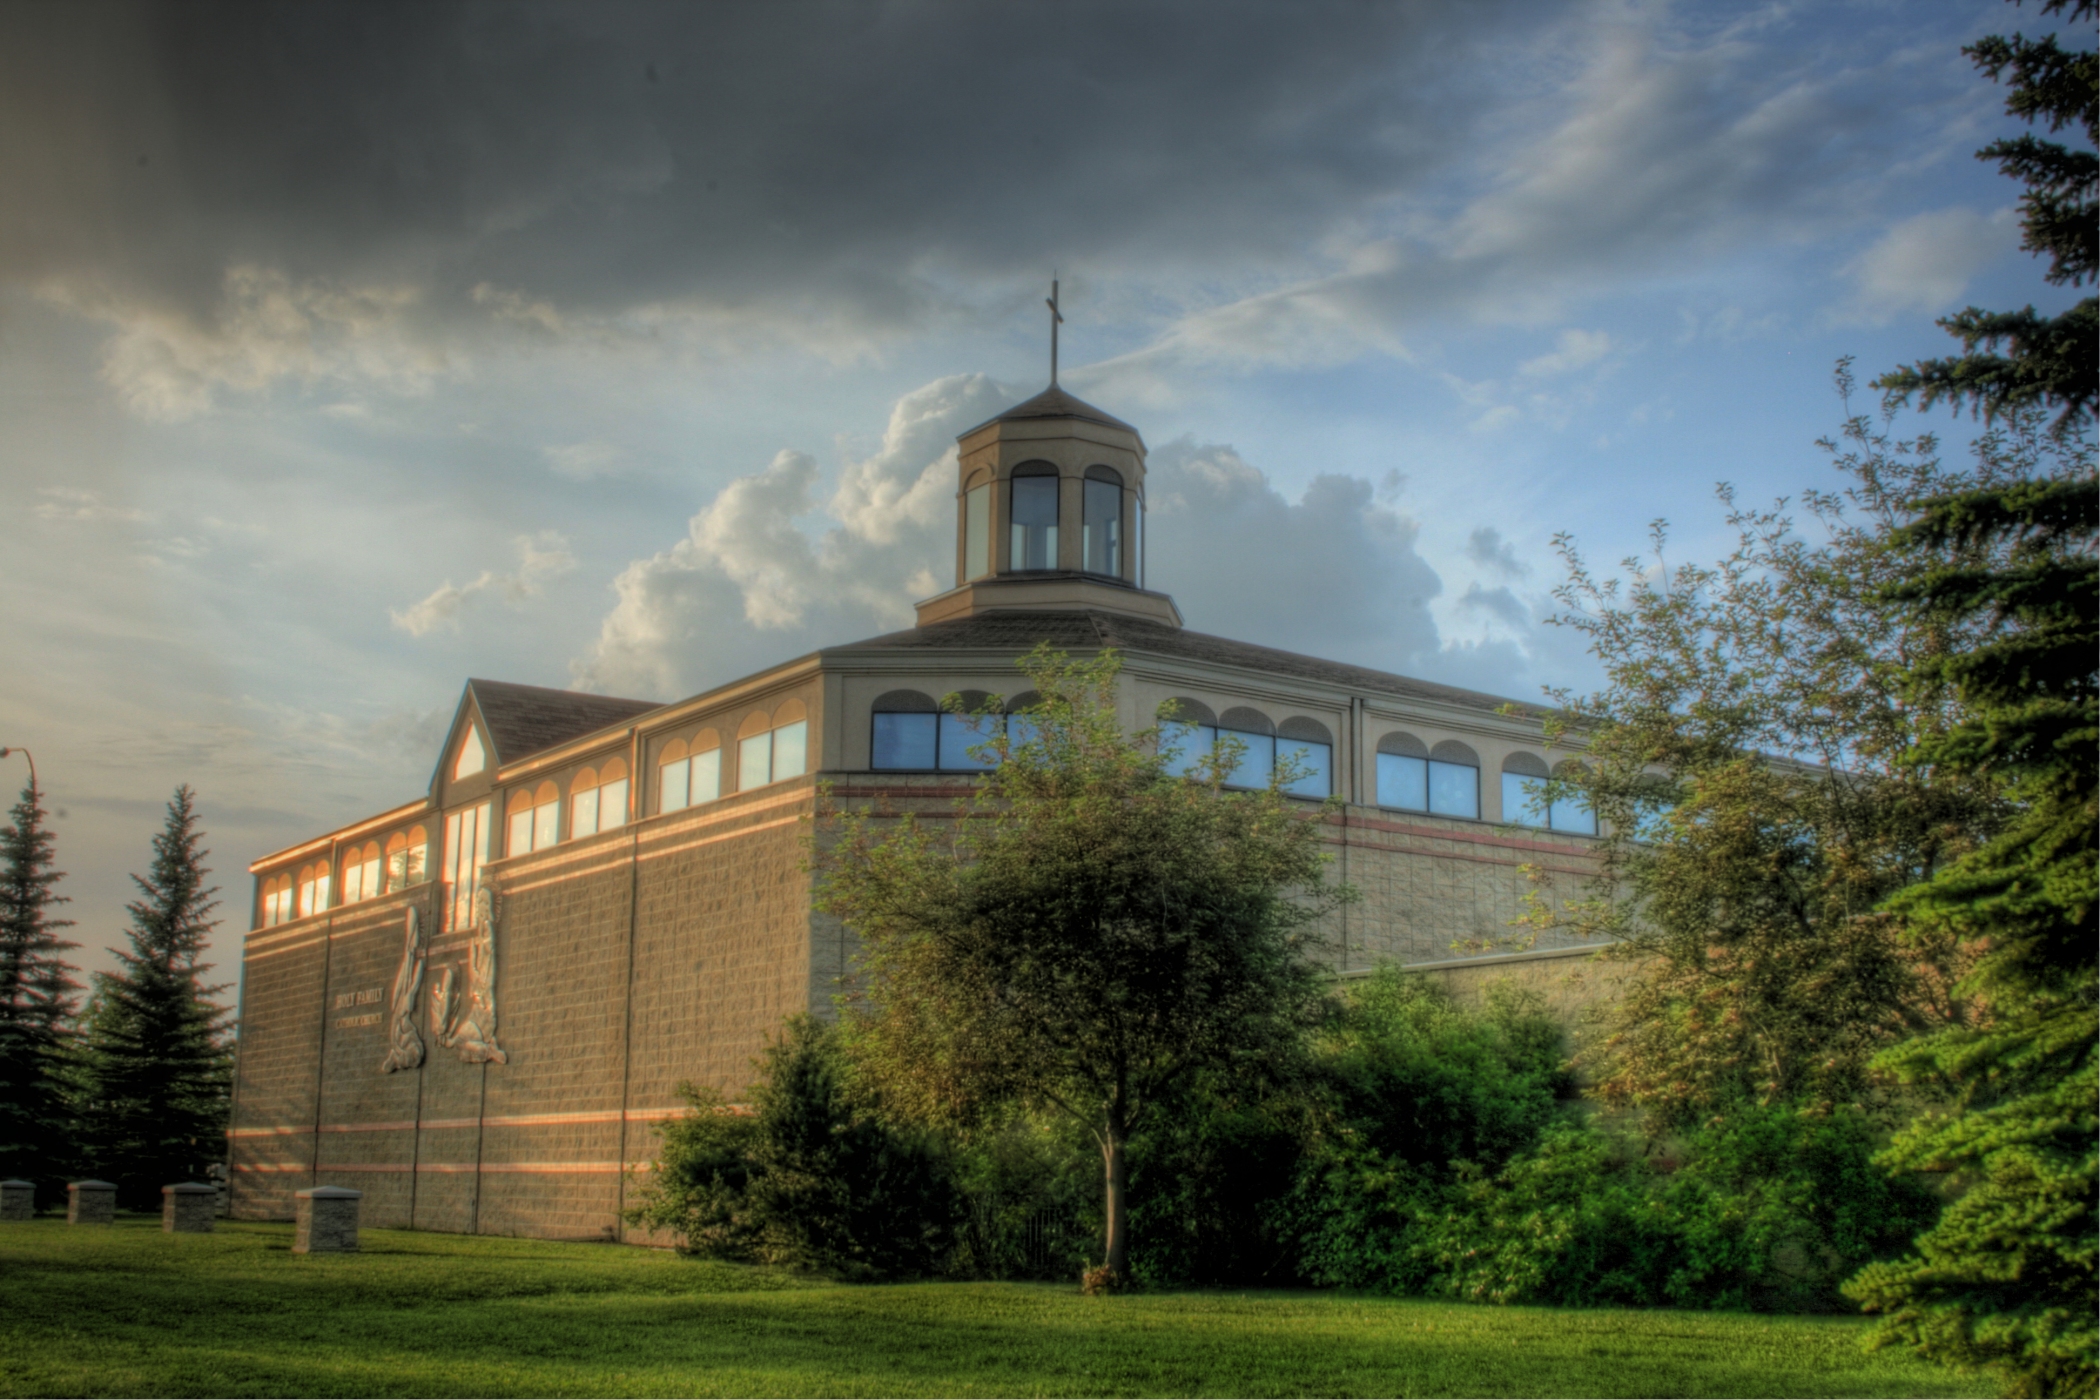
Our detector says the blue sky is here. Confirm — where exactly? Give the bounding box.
[0,0,2085,977]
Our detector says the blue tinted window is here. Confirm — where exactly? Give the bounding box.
[871,712,936,770]
[1377,753,1428,810]
[1008,713,1042,750]
[939,712,1002,771]
[1010,475,1059,570]
[1217,728,1274,790]
[1428,760,1478,818]
[1163,722,1213,777]
[1502,772,1549,828]
[1549,790,1596,835]
[1279,740,1330,798]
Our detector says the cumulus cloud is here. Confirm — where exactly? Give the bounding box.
[391,531,576,637]
[1843,206,2017,319]
[1456,582,1530,629]
[1465,526,1531,578]
[573,374,1008,696]
[573,375,1542,699]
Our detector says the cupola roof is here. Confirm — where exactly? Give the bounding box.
[962,385,1140,441]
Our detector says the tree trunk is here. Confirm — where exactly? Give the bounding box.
[1102,1124,1129,1280]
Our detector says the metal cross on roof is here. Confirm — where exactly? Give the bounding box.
[1046,277,1064,386]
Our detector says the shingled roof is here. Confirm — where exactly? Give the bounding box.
[827,610,1537,717]
[467,679,662,766]
[961,385,1142,440]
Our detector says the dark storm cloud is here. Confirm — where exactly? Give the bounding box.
[1,0,1529,323]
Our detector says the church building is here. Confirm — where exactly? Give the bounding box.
[229,380,1610,1238]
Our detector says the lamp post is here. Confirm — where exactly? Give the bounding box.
[0,746,35,800]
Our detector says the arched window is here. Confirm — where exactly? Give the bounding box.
[1501,752,1552,829]
[1007,690,1044,750]
[297,859,330,919]
[659,729,722,813]
[1550,761,1597,835]
[509,782,560,855]
[1217,707,1276,790]
[1082,466,1122,577]
[261,872,294,928]
[1160,697,1218,777]
[1427,740,1481,819]
[1376,731,1429,810]
[570,757,629,839]
[1277,717,1333,798]
[964,470,992,580]
[384,826,428,892]
[871,690,938,770]
[1009,463,1059,570]
[940,690,1002,772]
[340,840,381,903]
[737,700,809,792]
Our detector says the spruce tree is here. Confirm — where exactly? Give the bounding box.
[1841,5,2098,1392]
[0,768,81,1206]
[78,786,234,1210]
[1874,0,2096,439]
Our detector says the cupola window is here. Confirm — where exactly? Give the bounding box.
[1082,467,1122,577]
[1009,465,1059,570]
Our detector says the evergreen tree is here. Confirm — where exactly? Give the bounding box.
[1840,6,2099,1392]
[1874,0,2096,439]
[78,786,234,1210]
[0,765,81,1204]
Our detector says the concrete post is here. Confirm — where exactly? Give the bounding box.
[67,1180,116,1225]
[293,1185,362,1254]
[0,1179,33,1220]
[161,1182,216,1233]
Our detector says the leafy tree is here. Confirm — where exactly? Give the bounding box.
[0,770,81,1202]
[77,786,233,1209]
[816,645,1341,1285]
[1533,387,2029,1130]
[1875,0,2095,438]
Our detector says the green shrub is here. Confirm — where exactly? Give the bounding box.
[1125,1072,1306,1287]
[1288,970,1569,1291]
[1418,1105,1943,1311]
[628,1016,959,1280]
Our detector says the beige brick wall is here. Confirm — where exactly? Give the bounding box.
[233,768,1623,1239]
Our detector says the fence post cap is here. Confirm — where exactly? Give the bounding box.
[161,1182,215,1195]
[67,1180,116,1191]
[296,1186,363,1200]
[0,1179,33,1189]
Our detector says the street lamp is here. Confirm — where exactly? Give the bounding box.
[0,746,36,799]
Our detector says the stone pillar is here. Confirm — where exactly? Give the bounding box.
[67,1180,116,1225]
[0,1179,33,1221]
[161,1182,216,1233]
[293,1185,362,1254]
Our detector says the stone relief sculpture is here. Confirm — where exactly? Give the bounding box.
[379,906,425,1074]
[434,886,508,1065]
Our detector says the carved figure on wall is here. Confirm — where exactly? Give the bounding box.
[379,906,425,1074]
[436,886,507,1065]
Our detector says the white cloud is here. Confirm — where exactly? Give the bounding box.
[573,374,1009,697]
[1843,206,2017,319]
[544,441,626,480]
[1519,329,1613,378]
[44,265,456,421]
[390,531,576,637]
[34,486,144,523]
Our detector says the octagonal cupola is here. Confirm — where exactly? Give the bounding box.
[914,380,1182,628]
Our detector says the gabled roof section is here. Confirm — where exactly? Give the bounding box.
[466,679,662,767]
[827,610,1538,718]
[961,385,1141,439]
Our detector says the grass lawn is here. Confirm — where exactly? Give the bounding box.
[0,1218,1978,1399]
